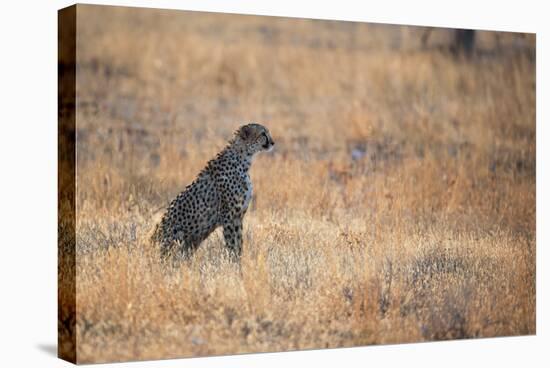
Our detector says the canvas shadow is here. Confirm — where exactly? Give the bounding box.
[36,343,57,357]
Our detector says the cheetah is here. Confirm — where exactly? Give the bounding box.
[151,123,274,260]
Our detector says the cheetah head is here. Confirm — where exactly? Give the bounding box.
[235,123,275,155]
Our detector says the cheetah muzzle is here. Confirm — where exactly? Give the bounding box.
[151,123,275,261]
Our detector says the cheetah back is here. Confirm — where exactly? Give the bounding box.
[157,171,220,249]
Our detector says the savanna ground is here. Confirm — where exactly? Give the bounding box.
[60,5,535,364]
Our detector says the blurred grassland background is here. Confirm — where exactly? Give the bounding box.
[61,4,535,363]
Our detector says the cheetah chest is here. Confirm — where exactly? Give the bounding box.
[243,174,253,212]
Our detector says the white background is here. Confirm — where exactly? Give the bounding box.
[0,0,547,366]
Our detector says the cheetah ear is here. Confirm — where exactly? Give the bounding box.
[239,125,253,140]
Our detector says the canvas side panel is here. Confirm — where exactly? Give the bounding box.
[58,5,77,364]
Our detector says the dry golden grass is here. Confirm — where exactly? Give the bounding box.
[64,5,535,363]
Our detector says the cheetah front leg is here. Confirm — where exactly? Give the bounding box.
[223,217,243,260]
